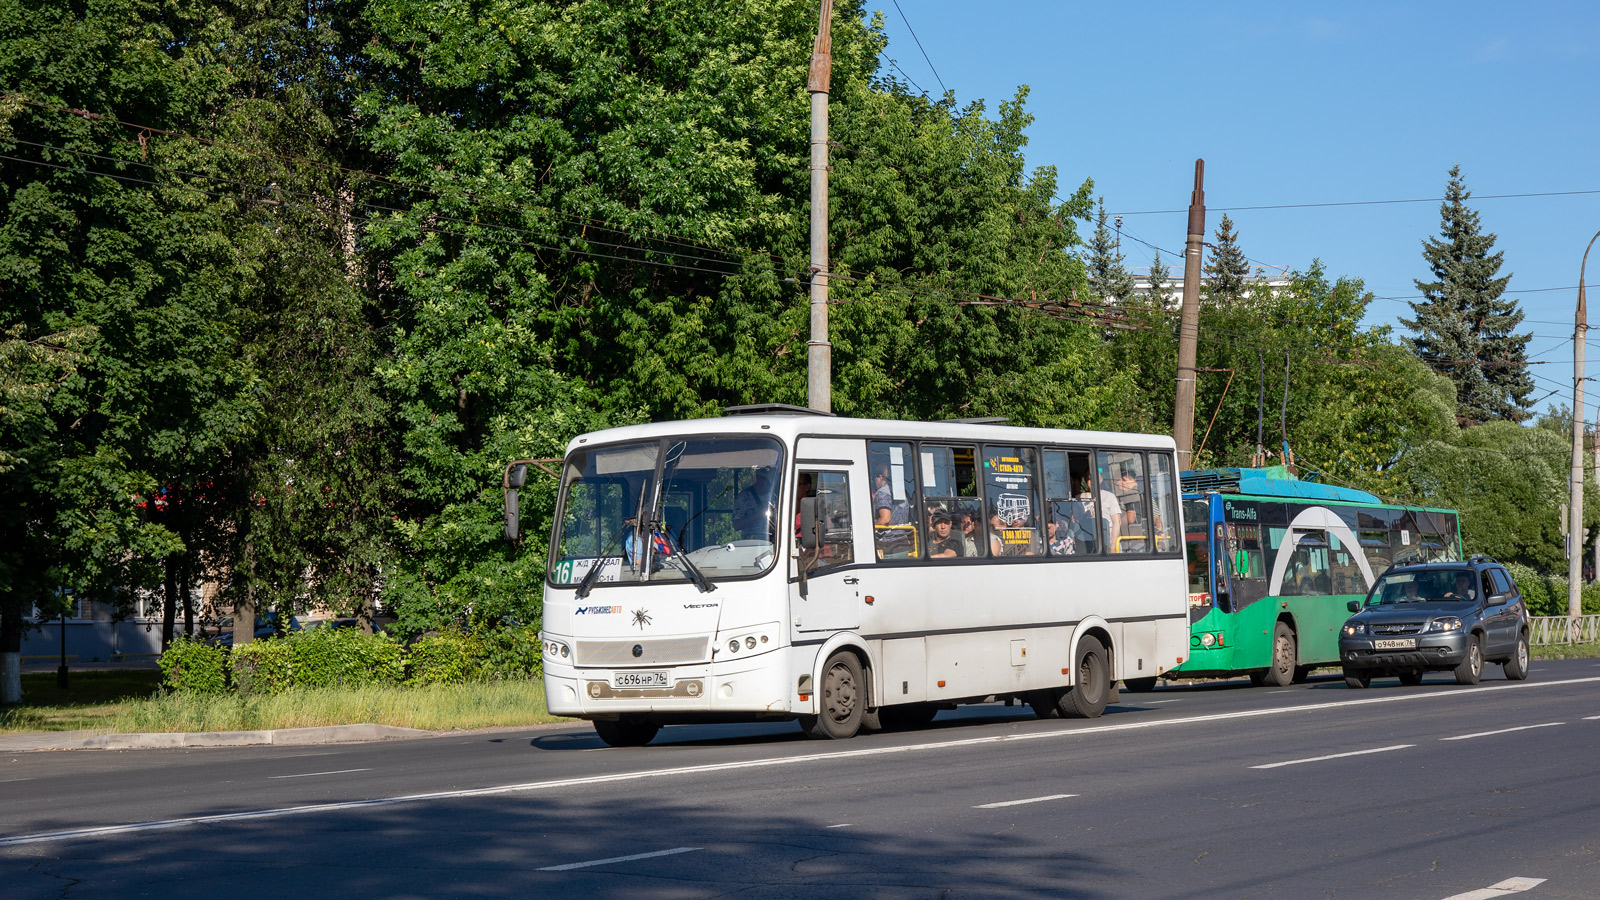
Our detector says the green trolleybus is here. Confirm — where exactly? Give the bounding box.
[1131,466,1462,690]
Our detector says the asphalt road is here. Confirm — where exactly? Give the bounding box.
[5,659,1600,899]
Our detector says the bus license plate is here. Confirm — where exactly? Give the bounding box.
[613,671,669,688]
[1373,639,1416,650]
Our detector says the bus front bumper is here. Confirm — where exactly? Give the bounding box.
[544,652,799,719]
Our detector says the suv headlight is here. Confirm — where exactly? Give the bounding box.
[1342,622,1366,636]
[1428,616,1462,633]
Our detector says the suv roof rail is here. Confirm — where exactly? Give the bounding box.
[1468,554,1500,564]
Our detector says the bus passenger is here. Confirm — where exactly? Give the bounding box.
[958,512,981,557]
[1047,518,1072,555]
[873,465,913,557]
[928,512,965,558]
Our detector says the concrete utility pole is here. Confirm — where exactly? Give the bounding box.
[806,0,833,413]
[1575,229,1600,622]
[1173,159,1206,470]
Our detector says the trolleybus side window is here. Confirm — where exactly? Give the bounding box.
[1280,530,1331,596]
[868,441,919,559]
[1099,450,1148,554]
[798,470,855,572]
[1328,533,1364,595]
[983,444,1042,557]
[1224,522,1268,609]
[920,446,979,559]
[1148,454,1180,553]
[1044,449,1098,555]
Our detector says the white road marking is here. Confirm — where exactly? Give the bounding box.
[825,823,851,828]
[1266,690,1293,694]
[1441,723,1563,741]
[1440,875,1546,899]
[537,847,700,871]
[1142,699,1182,704]
[1583,715,1600,720]
[5,675,1598,848]
[973,793,1077,809]
[1250,745,1414,769]
[267,768,372,779]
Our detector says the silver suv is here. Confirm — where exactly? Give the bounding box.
[1338,556,1530,688]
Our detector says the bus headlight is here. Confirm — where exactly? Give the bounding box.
[544,639,571,660]
[729,640,740,653]
[1200,632,1216,648]
[745,636,757,650]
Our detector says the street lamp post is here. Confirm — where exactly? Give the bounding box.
[1574,229,1600,631]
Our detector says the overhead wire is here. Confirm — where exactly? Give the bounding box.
[890,0,948,95]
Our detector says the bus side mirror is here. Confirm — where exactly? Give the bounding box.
[799,498,819,550]
[507,463,528,489]
[504,489,521,542]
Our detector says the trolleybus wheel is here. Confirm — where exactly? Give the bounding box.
[1454,634,1483,685]
[1124,677,1159,693]
[1058,636,1109,719]
[592,717,661,747]
[1342,668,1371,689]
[805,651,865,739]
[1262,622,1296,688]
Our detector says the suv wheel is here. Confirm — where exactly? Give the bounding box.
[1453,634,1483,685]
[1343,667,1371,689]
[1503,632,1530,681]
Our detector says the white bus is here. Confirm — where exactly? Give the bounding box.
[528,406,1191,746]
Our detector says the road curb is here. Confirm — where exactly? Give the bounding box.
[3,724,433,752]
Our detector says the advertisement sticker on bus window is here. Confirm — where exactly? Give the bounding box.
[889,446,907,501]
[921,451,937,487]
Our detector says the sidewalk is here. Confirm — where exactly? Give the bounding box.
[0,723,432,752]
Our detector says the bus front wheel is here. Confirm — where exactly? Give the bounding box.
[1059,636,1110,719]
[593,717,661,747]
[802,651,865,740]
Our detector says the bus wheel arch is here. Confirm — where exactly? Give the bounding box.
[800,637,873,740]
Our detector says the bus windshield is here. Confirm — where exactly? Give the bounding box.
[549,436,786,587]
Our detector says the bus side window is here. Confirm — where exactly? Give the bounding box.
[867,441,919,559]
[1147,454,1179,553]
[799,470,855,571]
[1044,449,1097,555]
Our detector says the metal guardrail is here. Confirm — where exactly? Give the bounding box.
[1529,615,1600,645]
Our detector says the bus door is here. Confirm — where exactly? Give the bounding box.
[1182,497,1218,624]
[792,444,868,635]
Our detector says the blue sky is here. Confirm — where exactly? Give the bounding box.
[869,1,1600,417]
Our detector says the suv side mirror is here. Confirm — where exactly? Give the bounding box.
[799,497,819,551]
[1347,600,1362,613]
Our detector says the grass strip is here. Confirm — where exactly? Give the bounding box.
[2,672,565,734]
[1531,640,1600,661]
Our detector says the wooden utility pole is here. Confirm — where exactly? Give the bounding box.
[1173,160,1206,469]
[806,0,833,412]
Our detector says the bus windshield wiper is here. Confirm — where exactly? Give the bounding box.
[665,534,716,594]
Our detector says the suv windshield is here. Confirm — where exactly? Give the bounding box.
[1366,568,1477,605]
[549,436,785,588]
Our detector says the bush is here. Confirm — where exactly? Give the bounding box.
[480,625,543,681]
[231,638,295,696]
[159,637,229,694]
[1503,562,1600,616]
[291,627,405,689]
[405,629,487,686]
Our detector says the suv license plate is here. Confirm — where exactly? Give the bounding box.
[1373,638,1417,650]
[613,671,669,688]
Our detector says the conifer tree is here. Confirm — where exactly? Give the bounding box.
[1085,197,1136,303]
[1204,213,1251,303]
[1145,249,1171,307]
[1403,165,1533,424]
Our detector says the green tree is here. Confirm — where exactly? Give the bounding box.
[1144,249,1171,308]
[1203,212,1250,304]
[1403,165,1533,425]
[1084,197,1136,304]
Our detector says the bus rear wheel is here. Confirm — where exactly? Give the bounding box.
[803,651,865,740]
[593,717,661,747]
[1059,636,1109,719]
